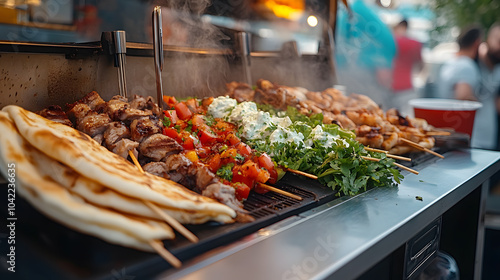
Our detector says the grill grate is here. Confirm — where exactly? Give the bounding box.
[244,183,317,219]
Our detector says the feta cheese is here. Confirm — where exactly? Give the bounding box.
[269,126,304,145]
[271,116,292,128]
[306,125,349,148]
[207,96,237,119]
[228,102,258,124]
[241,111,274,140]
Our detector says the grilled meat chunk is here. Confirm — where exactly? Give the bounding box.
[130,116,163,142]
[104,122,130,149]
[227,82,255,103]
[143,161,169,178]
[93,134,104,145]
[163,154,192,183]
[129,95,147,110]
[38,105,73,127]
[81,91,106,110]
[77,112,111,137]
[163,153,191,172]
[145,96,162,117]
[112,138,139,159]
[139,134,182,161]
[67,103,92,121]
[106,96,151,121]
[202,182,253,222]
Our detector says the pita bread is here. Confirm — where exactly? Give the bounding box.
[3,105,235,218]
[16,183,157,252]
[28,145,233,224]
[0,112,173,251]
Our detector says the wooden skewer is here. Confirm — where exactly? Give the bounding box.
[385,154,412,162]
[400,138,445,159]
[364,147,412,162]
[129,150,144,173]
[426,131,452,136]
[128,150,199,243]
[258,183,303,201]
[285,168,318,180]
[149,240,182,268]
[393,162,419,175]
[145,201,199,243]
[360,156,419,175]
[364,147,388,153]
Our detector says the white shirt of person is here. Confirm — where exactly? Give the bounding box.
[472,62,500,149]
[436,56,481,99]
[436,56,498,149]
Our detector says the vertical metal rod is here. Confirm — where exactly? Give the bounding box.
[113,30,128,98]
[236,32,252,85]
[152,6,164,111]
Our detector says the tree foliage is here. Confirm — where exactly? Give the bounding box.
[430,0,500,46]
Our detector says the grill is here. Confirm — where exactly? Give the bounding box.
[0,172,339,280]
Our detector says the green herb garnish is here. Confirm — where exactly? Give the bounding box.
[216,163,234,181]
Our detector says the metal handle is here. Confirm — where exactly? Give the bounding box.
[113,30,128,98]
[152,6,164,110]
[236,32,251,85]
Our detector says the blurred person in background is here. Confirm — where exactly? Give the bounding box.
[476,22,500,150]
[436,26,482,101]
[335,0,396,109]
[390,19,423,117]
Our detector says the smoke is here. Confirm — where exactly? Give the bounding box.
[149,0,231,97]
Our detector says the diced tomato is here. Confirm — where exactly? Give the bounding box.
[175,102,192,120]
[163,96,178,108]
[258,153,277,184]
[213,120,235,136]
[240,160,260,179]
[179,130,200,150]
[207,154,221,173]
[198,127,218,145]
[163,127,180,140]
[256,168,271,183]
[196,146,211,159]
[232,166,255,190]
[253,183,270,194]
[267,169,278,184]
[191,114,206,130]
[185,98,199,113]
[163,110,178,127]
[232,182,251,201]
[201,97,214,108]
[225,133,241,146]
[220,148,237,159]
[236,142,252,158]
[258,153,274,172]
[184,150,199,162]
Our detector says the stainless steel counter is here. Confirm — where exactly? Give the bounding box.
[158,148,500,280]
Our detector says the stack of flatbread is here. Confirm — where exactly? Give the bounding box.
[0,105,236,255]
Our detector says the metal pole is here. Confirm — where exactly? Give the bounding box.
[113,30,128,98]
[152,6,164,111]
[236,32,252,85]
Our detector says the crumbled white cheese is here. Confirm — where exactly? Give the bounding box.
[241,111,273,140]
[306,125,349,148]
[207,96,237,119]
[271,116,292,128]
[269,126,304,145]
[228,102,258,124]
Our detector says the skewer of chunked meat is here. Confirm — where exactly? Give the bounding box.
[42,92,253,222]
[227,79,437,155]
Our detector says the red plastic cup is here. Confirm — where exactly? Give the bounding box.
[409,98,482,136]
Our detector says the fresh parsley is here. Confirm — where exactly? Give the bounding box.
[216,163,234,181]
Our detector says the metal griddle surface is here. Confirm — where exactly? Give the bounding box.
[0,173,338,280]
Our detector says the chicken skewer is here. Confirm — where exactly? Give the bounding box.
[227,80,444,156]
